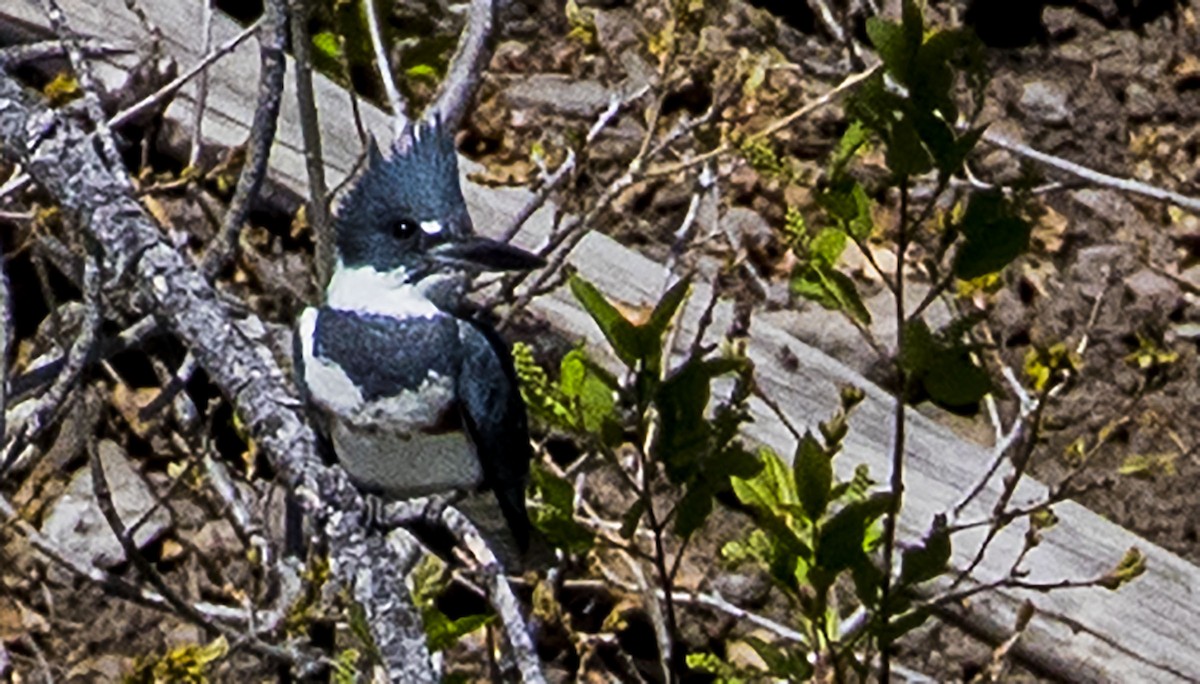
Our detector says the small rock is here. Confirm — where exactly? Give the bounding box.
[1125,268,1180,317]
[489,40,530,72]
[1071,189,1140,231]
[1124,82,1156,121]
[710,570,771,608]
[722,207,774,253]
[1019,80,1073,126]
[594,8,640,58]
[1069,244,1136,296]
[193,519,242,557]
[726,639,769,671]
[504,75,615,118]
[40,440,171,569]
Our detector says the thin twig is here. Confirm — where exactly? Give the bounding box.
[982,130,1200,213]
[620,550,674,684]
[201,0,287,279]
[1,246,102,476]
[188,1,214,169]
[288,0,334,290]
[0,38,130,67]
[440,506,546,684]
[110,20,262,128]
[0,230,9,447]
[646,64,880,179]
[498,85,649,244]
[878,178,911,683]
[426,0,496,133]
[363,0,406,135]
[87,441,296,663]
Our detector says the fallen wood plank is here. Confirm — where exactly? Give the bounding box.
[2,2,1198,681]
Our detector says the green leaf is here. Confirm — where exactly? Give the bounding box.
[830,120,869,177]
[912,109,958,177]
[731,447,795,512]
[901,0,924,54]
[643,276,692,373]
[911,34,958,121]
[424,610,493,652]
[922,352,993,408]
[848,183,874,241]
[529,463,594,554]
[791,262,872,325]
[816,493,893,572]
[885,112,934,178]
[902,320,993,409]
[569,274,642,368]
[900,517,952,586]
[657,357,747,481]
[312,31,343,61]
[559,350,617,435]
[685,652,738,677]
[900,319,937,378]
[865,18,913,86]
[794,432,833,522]
[953,191,1032,280]
[810,228,847,266]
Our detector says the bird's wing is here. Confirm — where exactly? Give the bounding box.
[455,318,533,552]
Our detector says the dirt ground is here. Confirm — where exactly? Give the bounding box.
[1,0,1198,681]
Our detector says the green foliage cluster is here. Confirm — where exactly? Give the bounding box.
[411,555,495,653]
[687,389,951,679]
[515,274,761,552]
[123,637,228,684]
[788,0,1029,413]
[307,0,455,105]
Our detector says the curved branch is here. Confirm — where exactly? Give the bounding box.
[425,0,494,133]
[202,0,288,278]
[0,70,435,682]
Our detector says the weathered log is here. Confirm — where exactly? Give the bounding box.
[3,1,1199,681]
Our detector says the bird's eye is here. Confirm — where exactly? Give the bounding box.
[391,220,417,239]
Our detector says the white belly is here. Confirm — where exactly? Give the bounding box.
[331,422,482,498]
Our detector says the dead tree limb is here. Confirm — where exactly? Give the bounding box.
[0,70,436,682]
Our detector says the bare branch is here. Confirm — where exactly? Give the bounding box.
[425,0,494,133]
[0,69,435,681]
[0,227,9,449]
[202,0,288,278]
[982,130,1200,214]
[188,0,215,168]
[440,506,546,684]
[0,245,101,476]
[364,0,407,135]
[288,0,334,289]
[0,38,130,67]
[110,19,261,128]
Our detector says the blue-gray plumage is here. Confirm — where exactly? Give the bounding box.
[294,119,543,555]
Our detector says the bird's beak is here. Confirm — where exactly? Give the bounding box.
[428,237,545,272]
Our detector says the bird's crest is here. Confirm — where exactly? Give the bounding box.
[334,119,472,269]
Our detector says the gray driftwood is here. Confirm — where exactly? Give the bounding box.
[2,1,1199,682]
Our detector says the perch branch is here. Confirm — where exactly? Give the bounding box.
[0,69,435,682]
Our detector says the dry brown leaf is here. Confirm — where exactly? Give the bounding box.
[1032,204,1069,254]
[111,384,162,440]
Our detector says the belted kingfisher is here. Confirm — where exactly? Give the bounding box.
[294,120,543,557]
